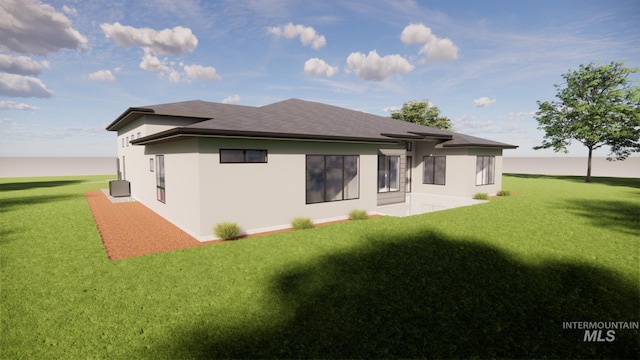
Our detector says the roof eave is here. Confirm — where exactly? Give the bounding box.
[106,107,154,131]
[131,128,398,145]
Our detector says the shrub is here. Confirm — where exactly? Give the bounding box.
[291,217,314,230]
[349,209,369,221]
[213,222,242,239]
[473,192,489,200]
[497,189,512,197]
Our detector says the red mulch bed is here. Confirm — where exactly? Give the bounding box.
[85,190,212,260]
[85,190,378,260]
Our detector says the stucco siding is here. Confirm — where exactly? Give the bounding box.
[197,138,380,240]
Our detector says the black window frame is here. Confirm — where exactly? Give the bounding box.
[156,155,165,203]
[476,155,495,186]
[305,155,360,204]
[378,155,401,193]
[423,155,446,185]
[220,149,268,163]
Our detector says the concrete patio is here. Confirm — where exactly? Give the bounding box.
[375,193,487,217]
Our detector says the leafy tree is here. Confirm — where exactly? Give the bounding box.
[390,100,453,130]
[534,61,640,182]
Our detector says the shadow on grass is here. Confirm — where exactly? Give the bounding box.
[505,173,640,189]
[0,194,81,213]
[163,230,639,359]
[566,199,640,236]
[0,180,82,192]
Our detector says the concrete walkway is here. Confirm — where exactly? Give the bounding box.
[375,193,487,217]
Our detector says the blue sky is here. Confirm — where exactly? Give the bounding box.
[1,0,638,157]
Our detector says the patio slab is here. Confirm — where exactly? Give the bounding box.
[375,193,487,217]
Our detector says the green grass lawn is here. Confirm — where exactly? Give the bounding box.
[1,174,638,359]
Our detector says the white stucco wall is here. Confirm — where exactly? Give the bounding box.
[411,141,504,197]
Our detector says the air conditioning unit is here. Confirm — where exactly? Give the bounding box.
[109,180,131,197]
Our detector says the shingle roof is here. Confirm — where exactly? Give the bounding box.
[108,98,517,149]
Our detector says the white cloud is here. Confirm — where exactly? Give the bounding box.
[168,70,181,83]
[88,69,116,82]
[0,100,39,110]
[139,51,170,73]
[267,23,326,49]
[455,114,526,135]
[183,64,220,81]
[0,0,87,55]
[62,5,77,16]
[473,97,496,107]
[101,22,198,55]
[346,50,414,81]
[401,23,458,62]
[382,106,401,113]
[0,73,52,98]
[304,58,338,77]
[0,54,42,75]
[222,94,241,104]
[507,111,536,120]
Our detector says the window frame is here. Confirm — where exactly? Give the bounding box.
[156,155,165,203]
[423,155,446,185]
[149,158,154,172]
[305,155,360,204]
[476,155,495,186]
[378,155,401,193]
[219,149,268,163]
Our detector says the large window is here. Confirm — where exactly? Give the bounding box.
[423,156,446,185]
[156,155,165,203]
[220,149,267,163]
[476,156,495,185]
[378,155,400,192]
[306,155,359,204]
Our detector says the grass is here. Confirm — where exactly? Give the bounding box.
[1,174,638,359]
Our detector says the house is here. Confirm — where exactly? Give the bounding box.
[106,98,517,241]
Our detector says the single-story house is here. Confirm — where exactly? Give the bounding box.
[106,98,517,241]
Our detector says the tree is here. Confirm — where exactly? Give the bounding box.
[390,100,453,130]
[534,61,640,182]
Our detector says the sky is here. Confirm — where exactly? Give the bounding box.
[0,0,639,158]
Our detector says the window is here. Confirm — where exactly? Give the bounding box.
[156,155,165,203]
[220,149,267,163]
[423,156,446,185]
[149,158,154,172]
[476,156,495,185]
[121,138,125,148]
[306,155,359,204]
[126,136,129,147]
[406,142,412,151]
[137,132,141,139]
[378,155,400,192]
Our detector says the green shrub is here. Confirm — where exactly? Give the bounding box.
[497,189,512,197]
[349,209,369,221]
[213,222,242,239]
[473,192,489,200]
[291,217,315,230]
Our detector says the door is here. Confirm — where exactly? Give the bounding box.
[405,156,412,192]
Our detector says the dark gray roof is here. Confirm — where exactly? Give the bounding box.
[107,98,517,148]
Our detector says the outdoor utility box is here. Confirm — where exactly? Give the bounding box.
[109,180,131,197]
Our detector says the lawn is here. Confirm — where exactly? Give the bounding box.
[1,174,638,359]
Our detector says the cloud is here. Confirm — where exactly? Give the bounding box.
[101,22,198,55]
[346,50,414,81]
[382,106,401,113]
[507,111,535,120]
[267,23,326,49]
[222,94,241,104]
[401,23,458,62]
[0,54,42,76]
[304,58,338,77]
[0,0,87,55]
[183,64,220,81]
[455,114,526,135]
[139,51,170,73]
[473,97,496,107]
[0,73,52,98]
[0,100,40,110]
[88,69,116,82]
[62,5,77,16]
